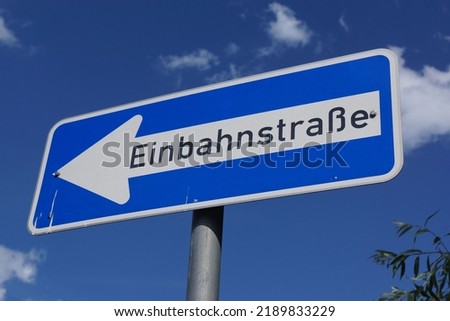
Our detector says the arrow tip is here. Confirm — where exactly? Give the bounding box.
[57,115,142,205]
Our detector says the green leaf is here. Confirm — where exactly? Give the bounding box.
[400,261,406,279]
[373,250,396,259]
[414,256,420,277]
[439,274,447,293]
[393,220,408,228]
[414,228,429,243]
[393,221,412,236]
[398,225,413,237]
[378,250,396,256]
[411,271,428,281]
[427,287,440,301]
[424,210,439,227]
[371,250,397,265]
[406,292,414,301]
[401,249,422,255]
[391,254,406,267]
[391,255,408,278]
[444,258,450,273]
[428,269,438,291]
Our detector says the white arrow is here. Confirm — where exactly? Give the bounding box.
[58,115,143,205]
[56,91,381,205]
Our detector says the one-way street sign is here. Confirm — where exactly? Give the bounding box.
[28,49,403,235]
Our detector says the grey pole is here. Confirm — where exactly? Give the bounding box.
[186,206,224,301]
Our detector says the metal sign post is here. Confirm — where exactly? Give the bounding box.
[186,206,224,301]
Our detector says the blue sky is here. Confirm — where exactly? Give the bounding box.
[1,0,450,300]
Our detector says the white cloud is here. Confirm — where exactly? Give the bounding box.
[206,63,242,84]
[436,32,450,43]
[266,2,312,48]
[0,245,44,300]
[392,47,450,152]
[339,14,349,32]
[0,16,20,47]
[225,42,240,56]
[159,49,219,71]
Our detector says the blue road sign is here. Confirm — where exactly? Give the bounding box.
[28,49,403,235]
